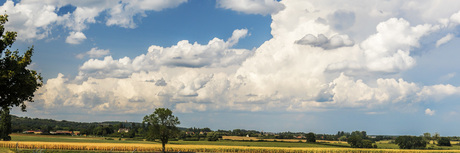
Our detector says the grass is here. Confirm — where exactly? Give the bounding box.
[8,149,135,153]
[0,147,14,153]
[5,134,460,152]
[375,141,460,150]
[12,134,350,148]
[170,140,350,148]
[10,134,157,144]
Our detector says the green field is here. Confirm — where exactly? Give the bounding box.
[1,148,127,153]
[169,139,350,148]
[3,134,460,153]
[10,134,349,148]
[0,147,13,153]
[9,134,156,144]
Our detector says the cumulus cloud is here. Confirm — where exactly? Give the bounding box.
[0,0,187,41]
[425,108,435,116]
[417,84,460,101]
[78,29,252,79]
[76,47,110,59]
[436,33,455,47]
[217,0,285,15]
[0,0,56,40]
[31,1,460,115]
[295,34,354,50]
[106,0,187,28]
[65,31,87,44]
[360,18,438,73]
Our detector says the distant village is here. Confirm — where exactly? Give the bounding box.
[22,127,133,137]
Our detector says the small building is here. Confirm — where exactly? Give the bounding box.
[118,128,129,133]
[73,131,81,136]
[23,130,35,134]
[55,130,72,135]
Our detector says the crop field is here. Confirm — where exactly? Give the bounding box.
[1,134,460,153]
[8,134,155,144]
[222,136,349,143]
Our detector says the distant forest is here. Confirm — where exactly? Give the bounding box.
[11,115,460,143]
[12,115,144,132]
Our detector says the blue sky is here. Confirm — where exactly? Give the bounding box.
[3,0,460,136]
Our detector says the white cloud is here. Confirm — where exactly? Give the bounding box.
[417,84,460,101]
[425,108,435,116]
[360,18,437,73]
[0,0,187,41]
[76,47,110,59]
[0,0,57,40]
[31,1,460,115]
[65,31,87,44]
[78,29,252,79]
[436,33,455,47]
[217,0,285,15]
[106,0,187,28]
[449,10,460,25]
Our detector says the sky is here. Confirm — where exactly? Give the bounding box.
[2,0,460,136]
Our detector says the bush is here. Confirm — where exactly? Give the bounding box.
[361,139,374,148]
[395,136,426,149]
[438,137,452,146]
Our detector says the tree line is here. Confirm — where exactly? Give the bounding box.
[6,110,460,151]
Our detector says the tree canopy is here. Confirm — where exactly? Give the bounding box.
[143,108,180,153]
[395,136,427,149]
[347,131,376,148]
[0,14,42,141]
[306,132,316,143]
[438,137,452,146]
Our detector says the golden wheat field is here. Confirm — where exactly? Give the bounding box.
[1,141,460,153]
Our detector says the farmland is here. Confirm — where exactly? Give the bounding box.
[2,134,460,153]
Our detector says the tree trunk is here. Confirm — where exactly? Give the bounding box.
[162,142,165,153]
[0,107,12,141]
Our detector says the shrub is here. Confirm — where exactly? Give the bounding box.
[361,139,374,148]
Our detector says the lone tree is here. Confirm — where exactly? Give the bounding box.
[0,14,42,141]
[143,108,180,153]
[305,132,316,143]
